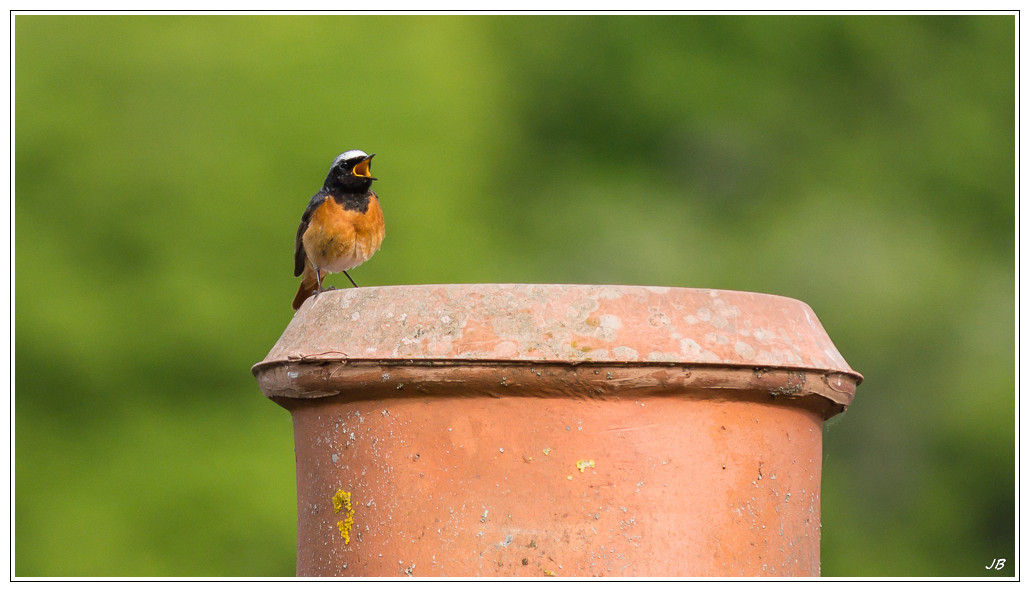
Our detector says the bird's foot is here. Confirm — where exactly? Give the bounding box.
[310,286,337,303]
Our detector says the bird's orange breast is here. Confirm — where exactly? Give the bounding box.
[302,194,385,273]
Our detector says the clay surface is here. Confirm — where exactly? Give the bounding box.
[256,284,861,399]
[291,392,822,577]
[252,285,859,577]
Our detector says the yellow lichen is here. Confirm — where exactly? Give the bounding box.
[332,489,355,544]
[331,490,349,514]
[543,568,556,576]
[336,518,354,543]
[576,459,595,473]
[543,448,550,456]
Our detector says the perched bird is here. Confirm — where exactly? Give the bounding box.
[292,150,385,310]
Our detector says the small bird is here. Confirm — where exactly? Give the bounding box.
[292,150,385,310]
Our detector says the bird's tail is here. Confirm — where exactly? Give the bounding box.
[292,260,326,311]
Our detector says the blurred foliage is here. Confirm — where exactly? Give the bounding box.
[15,15,1014,576]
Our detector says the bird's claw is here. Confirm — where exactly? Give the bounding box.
[310,286,337,302]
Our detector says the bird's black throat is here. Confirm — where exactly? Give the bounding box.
[324,175,374,213]
[329,190,373,214]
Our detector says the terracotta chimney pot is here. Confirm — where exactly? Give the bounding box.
[252,284,861,577]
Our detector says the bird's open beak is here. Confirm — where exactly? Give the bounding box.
[352,154,376,179]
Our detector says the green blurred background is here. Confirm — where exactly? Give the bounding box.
[15,15,1014,576]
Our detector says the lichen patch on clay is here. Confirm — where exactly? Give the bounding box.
[332,489,355,544]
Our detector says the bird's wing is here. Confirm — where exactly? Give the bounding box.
[294,192,326,277]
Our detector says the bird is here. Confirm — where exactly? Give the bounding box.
[292,150,385,310]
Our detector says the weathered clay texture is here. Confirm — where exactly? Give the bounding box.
[260,284,857,371]
[252,284,860,577]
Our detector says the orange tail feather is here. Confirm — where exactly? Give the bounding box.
[292,262,326,310]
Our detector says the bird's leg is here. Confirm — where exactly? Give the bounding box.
[343,271,359,288]
[316,268,338,292]
[313,266,326,297]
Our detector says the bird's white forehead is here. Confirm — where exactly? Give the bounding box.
[335,150,368,163]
